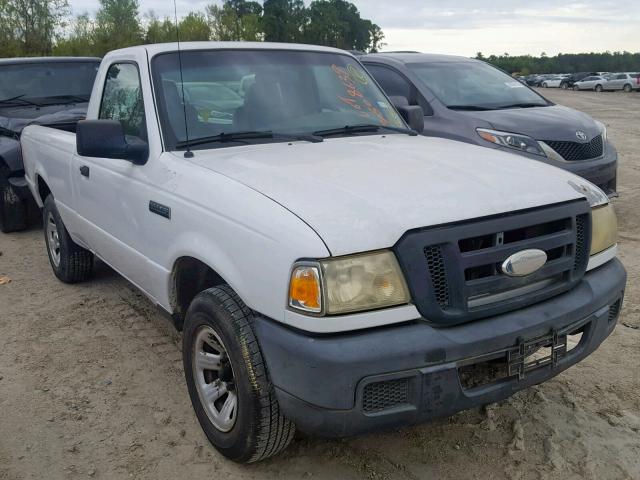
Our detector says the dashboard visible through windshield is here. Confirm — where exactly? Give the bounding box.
[151,49,406,150]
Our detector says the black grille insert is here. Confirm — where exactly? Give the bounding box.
[395,200,592,325]
[363,378,410,413]
[545,135,603,161]
[424,246,450,308]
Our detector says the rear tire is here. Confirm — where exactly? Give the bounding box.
[542,82,548,88]
[182,285,295,464]
[561,83,568,90]
[623,84,632,93]
[42,195,94,283]
[0,181,28,233]
[573,85,579,91]
[595,84,603,92]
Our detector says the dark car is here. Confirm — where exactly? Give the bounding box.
[560,72,598,90]
[0,57,100,232]
[359,53,617,195]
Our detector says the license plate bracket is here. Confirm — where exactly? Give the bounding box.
[507,330,567,380]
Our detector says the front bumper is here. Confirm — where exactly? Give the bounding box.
[254,258,626,437]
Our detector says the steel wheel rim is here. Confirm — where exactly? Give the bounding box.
[192,325,238,432]
[46,212,61,267]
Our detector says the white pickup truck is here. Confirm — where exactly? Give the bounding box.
[21,42,626,463]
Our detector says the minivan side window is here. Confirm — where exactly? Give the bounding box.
[99,63,147,140]
[366,64,432,115]
[616,74,627,80]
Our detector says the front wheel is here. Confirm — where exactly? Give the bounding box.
[595,84,603,92]
[561,83,568,90]
[623,84,632,93]
[43,195,94,283]
[542,82,548,88]
[573,85,579,91]
[183,286,295,463]
[0,182,27,233]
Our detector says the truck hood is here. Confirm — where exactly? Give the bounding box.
[456,104,602,142]
[188,135,596,256]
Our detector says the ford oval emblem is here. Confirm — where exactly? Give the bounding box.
[575,130,588,141]
[501,249,547,277]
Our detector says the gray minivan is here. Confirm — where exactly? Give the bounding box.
[359,53,618,196]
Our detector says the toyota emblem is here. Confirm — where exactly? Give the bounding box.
[575,130,588,141]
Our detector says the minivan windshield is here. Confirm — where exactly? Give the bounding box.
[407,61,549,110]
[152,50,406,150]
[0,62,100,107]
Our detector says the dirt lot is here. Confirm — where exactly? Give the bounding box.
[1,89,639,480]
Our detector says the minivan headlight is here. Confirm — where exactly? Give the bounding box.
[477,128,545,156]
[288,251,410,315]
[591,203,617,255]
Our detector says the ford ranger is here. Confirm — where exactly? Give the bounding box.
[0,56,100,232]
[21,42,626,464]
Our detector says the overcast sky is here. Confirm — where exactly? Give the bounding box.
[69,0,640,56]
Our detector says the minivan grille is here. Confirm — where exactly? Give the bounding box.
[545,135,603,161]
[395,201,591,325]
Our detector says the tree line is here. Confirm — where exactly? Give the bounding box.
[478,51,640,75]
[0,0,386,57]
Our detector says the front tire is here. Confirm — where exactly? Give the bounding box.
[42,195,94,283]
[623,84,632,93]
[542,82,548,88]
[183,286,295,463]
[0,181,27,233]
[595,84,603,92]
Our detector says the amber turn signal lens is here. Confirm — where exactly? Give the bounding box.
[289,266,322,313]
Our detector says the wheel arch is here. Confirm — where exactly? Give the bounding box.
[169,256,231,330]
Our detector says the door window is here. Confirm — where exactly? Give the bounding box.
[99,63,147,140]
[366,64,432,114]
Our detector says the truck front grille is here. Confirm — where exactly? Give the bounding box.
[544,134,603,161]
[395,200,591,325]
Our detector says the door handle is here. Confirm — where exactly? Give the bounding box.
[79,165,90,178]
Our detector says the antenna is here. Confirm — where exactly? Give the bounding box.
[173,0,193,158]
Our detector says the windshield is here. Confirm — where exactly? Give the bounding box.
[152,50,405,150]
[407,61,548,110]
[0,62,99,106]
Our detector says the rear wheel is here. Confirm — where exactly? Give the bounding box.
[0,177,28,233]
[595,84,603,92]
[542,82,548,88]
[573,85,579,91]
[623,84,632,93]
[183,286,295,463]
[43,195,94,283]
[561,83,568,90]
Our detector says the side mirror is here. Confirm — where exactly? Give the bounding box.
[394,104,425,133]
[77,119,148,165]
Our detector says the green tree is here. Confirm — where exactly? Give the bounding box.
[262,0,305,42]
[54,13,96,56]
[206,1,262,41]
[0,0,69,56]
[144,11,175,44]
[94,0,142,55]
[179,12,211,41]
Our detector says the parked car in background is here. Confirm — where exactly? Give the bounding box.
[541,76,567,88]
[573,76,608,92]
[605,73,640,92]
[360,52,618,195]
[0,57,100,232]
[560,72,598,90]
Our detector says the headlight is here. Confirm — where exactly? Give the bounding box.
[477,128,545,156]
[288,251,411,315]
[591,203,617,255]
[595,120,607,141]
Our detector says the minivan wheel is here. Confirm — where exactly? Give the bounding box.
[561,83,568,90]
[42,195,94,283]
[573,85,579,91]
[542,82,548,88]
[595,84,603,92]
[623,84,632,93]
[182,285,295,464]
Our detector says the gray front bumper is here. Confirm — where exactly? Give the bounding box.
[254,258,626,437]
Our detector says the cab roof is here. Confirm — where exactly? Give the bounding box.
[0,57,101,65]
[360,52,478,64]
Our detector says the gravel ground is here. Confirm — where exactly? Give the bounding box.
[0,89,639,480]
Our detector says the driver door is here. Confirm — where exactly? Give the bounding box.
[73,62,153,293]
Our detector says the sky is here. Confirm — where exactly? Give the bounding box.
[69,0,640,57]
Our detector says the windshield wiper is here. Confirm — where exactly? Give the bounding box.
[313,124,417,137]
[446,105,493,111]
[0,95,42,107]
[176,130,323,149]
[495,103,547,109]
